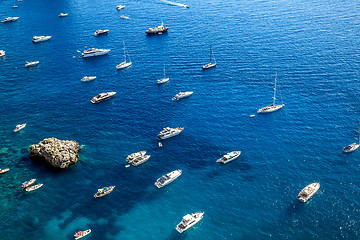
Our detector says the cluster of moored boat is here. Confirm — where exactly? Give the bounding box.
[20,178,43,192]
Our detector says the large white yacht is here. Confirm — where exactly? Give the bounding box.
[258,72,284,113]
[145,21,170,35]
[32,36,52,43]
[93,29,109,36]
[172,91,193,101]
[155,169,182,188]
[131,154,150,166]
[176,212,204,233]
[25,61,39,68]
[2,17,19,23]
[216,151,241,164]
[82,48,110,58]
[91,92,116,104]
[157,127,184,140]
[297,183,320,202]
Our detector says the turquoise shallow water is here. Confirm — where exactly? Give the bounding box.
[1,0,360,239]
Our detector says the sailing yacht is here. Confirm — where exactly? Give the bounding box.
[157,64,169,84]
[202,45,216,69]
[343,124,360,153]
[116,40,132,69]
[257,72,284,113]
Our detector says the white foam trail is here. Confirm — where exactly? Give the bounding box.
[161,0,189,8]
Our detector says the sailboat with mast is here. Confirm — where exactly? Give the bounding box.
[257,72,285,113]
[343,123,360,153]
[157,64,169,84]
[116,40,132,70]
[202,45,216,70]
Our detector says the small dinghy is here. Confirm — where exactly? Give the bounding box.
[26,183,43,192]
[74,229,91,240]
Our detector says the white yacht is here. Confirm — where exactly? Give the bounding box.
[81,76,96,82]
[132,155,150,166]
[93,29,109,36]
[157,127,184,140]
[91,92,116,104]
[155,169,182,188]
[297,183,320,202]
[126,151,146,163]
[157,64,169,84]
[145,21,170,35]
[14,123,26,132]
[116,40,132,69]
[172,91,193,101]
[116,5,125,10]
[2,17,19,23]
[25,183,43,192]
[59,13,68,17]
[25,61,39,68]
[94,186,115,198]
[202,45,216,69]
[0,50,5,57]
[82,48,110,58]
[32,36,52,43]
[74,229,91,240]
[176,212,204,233]
[258,72,284,113]
[216,151,241,164]
[343,124,360,153]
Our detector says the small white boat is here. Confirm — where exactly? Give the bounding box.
[120,15,130,19]
[26,183,43,192]
[14,123,26,132]
[12,4,18,8]
[157,127,184,140]
[0,50,5,57]
[157,64,169,84]
[216,151,241,164]
[32,36,52,43]
[116,40,132,69]
[172,91,193,101]
[126,151,146,163]
[258,72,285,113]
[94,186,115,198]
[21,178,36,189]
[93,29,109,36]
[25,61,39,68]
[74,229,91,240]
[81,76,96,82]
[297,183,320,202]
[158,142,163,147]
[0,168,10,174]
[343,124,360,153]
[176,212,204,233]
[132,155,150,166]
[155,169,182,188]
[2,17,19,23]
[202,45,216,69]
[59,13,68,17]
[91,92,116,104]
[116,5,125,10]
[249,115,255,118]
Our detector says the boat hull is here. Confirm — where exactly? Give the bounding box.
[82,50,110,58]
[132,155,150,166]
[0,168,9,174]
[176,212,204,233]
[155,169,182,188]
[157,78,169,84]
[116,61,132,69]
[297,183,320,202]
[257,104,284,113]
[202,63,216,69]
[343,143,360,153]
[157,128,184,140]
[74,229,91,240]
[32,36,52,43]
[216,151,241,164]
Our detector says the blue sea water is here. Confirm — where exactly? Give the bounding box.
[1,0,360,239]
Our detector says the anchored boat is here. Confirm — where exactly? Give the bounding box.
[202,45,216,69]
[216,151,241,164]
[116,40,132,69]
[26,183,43,192]
[94,186,115,198]
[14,123,26,132]
[297,183,320,202]
[74,229,91,240]
[176,212,204,233]
[258,72,284,113]
[155,169,182,188]
[157,127,184,140]
[21,179,36,189]
[343,124,360,153]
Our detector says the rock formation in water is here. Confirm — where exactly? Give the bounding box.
[29,138,81,168]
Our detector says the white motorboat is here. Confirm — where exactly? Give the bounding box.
[202,45,216,69]
[157,127,184,140]
[32,36,52,43]
[157,64,169,84]
[81,76,96,82]
[0,50,5,57]
[59,13,68,17]
[0,168,10,174]
[25,61,39,68]
[14,123,26,132]
[91,92,116,104]
[93,29,109,36]
[216,151,241,164]
[116,5,125,10]
[82,48,110,58]
[155,169,182,188]
[176,212,204,233]
[2,17,19,23]
[132,154,151,166]
[26,183,43,192]
[120,15,130,19]
[343,124,360,153]
[297,183,320,202]
[12,4,18,8]
[258,72,285,113]
[74,229,91,240]
[21,179,36,189]
[116,40,132,69]
[126,151,146,163]
[94,186,115,198]
[172,91,193,101]
[145,21,170,35]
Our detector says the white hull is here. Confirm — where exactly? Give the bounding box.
[74,229,91,240]
[81,76,96,82]
[172,91,193,101]
[14,123,26,132]
[202,63,216,69]
[157,78,169,84]
[94,186,115,198]
[343,143,360,153]
[157,127,184,140]
[2,17,19,23]
[82,49,110,58]
[132,155,150,166]
[216,151,241,164]
[59,13,68,17]
[257,104,284,113]
[155,169,182,188]
[297,183,320,202]
[25,61,39,68]
[116,61,132,69]
[91,92,116,103]
[176,212,204,233]
[33,36,52,43]
[26,183,43,192]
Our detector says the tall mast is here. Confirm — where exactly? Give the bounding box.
[273,72,277,106]
[123,40,126,62]
[163,64,166,78]
[210,45,212,63]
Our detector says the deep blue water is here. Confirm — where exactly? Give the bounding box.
[1,0,360,239]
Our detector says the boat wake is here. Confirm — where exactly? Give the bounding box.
[160,0,189,8]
